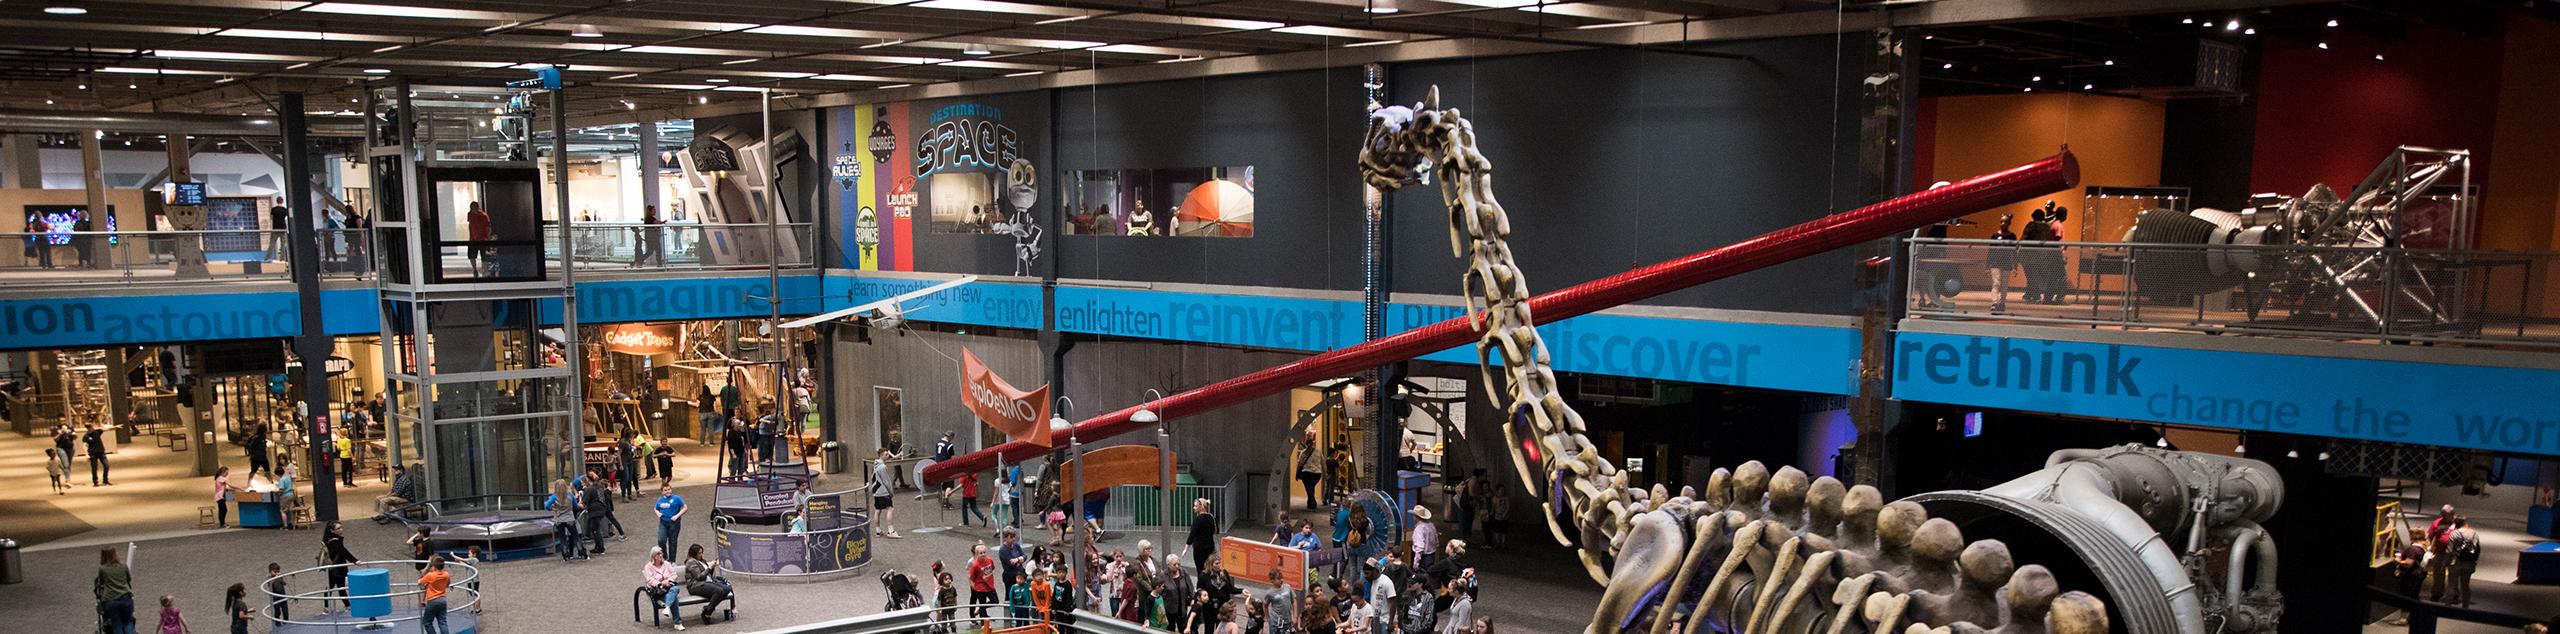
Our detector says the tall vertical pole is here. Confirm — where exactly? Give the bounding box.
[286,92,339,521]
[763,89,789,465]
[1157,411,1173,559]
[79,129,108,270]
[553,76,585,481]
[1360,63,1401,494]
[1851,24,1913,493]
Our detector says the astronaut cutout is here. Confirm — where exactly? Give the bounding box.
[993,158,1044,276]
[164,201,210,277]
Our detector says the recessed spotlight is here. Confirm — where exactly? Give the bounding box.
[2326,18,2339,28]
[2375,53,2386,61]
[705,78,729,83]
[2082,83,2094,90]
[1941,62,1953,69]
[697,95,708,104]
[2031,75,2042,81]
[45,6,89,16]
[623,100,636,110]
[2318,41,2330,50]
[570,24,604,38]
[1922,34,1935,40]
[2103,59,2115,66]
[126,83,136,89]
[2181,16,2194,24]
[363,68,390,74]
[2243,27,2256,35]
[45,99,54,105]
[2022,87,2033,92]
[78,83,88,90]
[2225,19,2240,31]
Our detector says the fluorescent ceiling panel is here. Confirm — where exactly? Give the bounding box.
[307,3,516,21]
[154,49,322,62]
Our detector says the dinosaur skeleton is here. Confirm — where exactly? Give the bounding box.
[1359,87,2284,634]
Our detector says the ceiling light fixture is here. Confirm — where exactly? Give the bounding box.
[607,72,638,80]
[2031,75,2042,81]
[45,6,89,15]
[2375,53,2386,61]
[705,78,729,83]
[2318,41,2330,50]
[2181,16,2194,24]
[623,100,635,110]
[2104,59,2115,66]
[2243,27,2256,35]
[2225,19,2240,31]
[2327,18,2339,28]
[964,43,990,56]
[363,68,390,74]
[2022,87,2033,92]
[1366,0,1400,13]
[77,83,87,90]
[1941,62,1953,69]
[697,95,708,103]
[1004,70,1041,77]
[879,83,913,89]
[570,24,604,38]
[2082,83,2094,90]
[860,40,905,50]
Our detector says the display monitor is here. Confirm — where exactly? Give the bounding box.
[170,182,206,206]
[21,204,117,245]
[1962,411,1985,438]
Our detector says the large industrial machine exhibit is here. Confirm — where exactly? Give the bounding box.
[923,87,2291,634]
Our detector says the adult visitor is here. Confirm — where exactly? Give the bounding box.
[1162,555,1195,630]
[643,547,687,630]
[1409,506,1438,569]
[96,547,136,634]
[375,464,420,523]
[322,522,360,611]
[2445,516,2481,607]
[634,205,665,267]
[547,479,587,561]
[696,384,720,444]
[54,423,78,480]
[1188,498,1221,572]
[245,424,271,478]
[2426,504,2458,601]
[1296,430,1324,510]
[655,483,687,557]
[872,447,902,538]
[999,528,1030,587]
[1264,570,1300,634]
[618,433,641,500]
[682,545,731,624]
[465,201,491,273]
[586,469,619,553]
[85,423,112,485]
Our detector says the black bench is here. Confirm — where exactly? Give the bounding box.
[633,584,735,627]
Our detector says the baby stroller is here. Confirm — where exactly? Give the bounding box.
[881,569,925,611]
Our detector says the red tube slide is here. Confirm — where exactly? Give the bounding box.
[923,151,2078,484]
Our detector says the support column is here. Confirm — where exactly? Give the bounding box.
[166,133,208,277]
[1361,63,1402,494]
[189,349,218,477]
[3,134,41,188]
[639,122,662,216]
[80,130,108,269]
[1850,23,1913,493]
[285,92,340,521]
[107,348,132,444]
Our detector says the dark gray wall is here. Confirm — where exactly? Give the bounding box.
[1384,41,1867,314]
[902,91,1057,277]
[1051,68,1372,291]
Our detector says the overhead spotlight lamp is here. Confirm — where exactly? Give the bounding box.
[2083,83,2094,90]
[963,42,990,56]
[126,83,136,89]
[2031,75,2042,81]
[2182,16,2194,24]
[2286,449,2300,458]
[623,100,635,110]
[697,95,709,104]
[2243,27,2256,35]
[2233,442,2246,454]
[2225,19,2240,31]
[2022,87,2033,92]
[78,83,88,90]
[1941,62,1953,69]
[2375,53,2386,61]
[362,68,390,74]
[1131,388,1166,424]
[1366,0,1399,14]
[2318,451,2332,461]
[2103,59,2115,66]
[2327,18,2339,28]
[570,23,604,38]
[2318,41,2330,49]
[45,6,89,15]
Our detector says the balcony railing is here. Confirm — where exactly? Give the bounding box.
[0,228,379,290]
[547,222,818,272]
[1906,238,2560,348]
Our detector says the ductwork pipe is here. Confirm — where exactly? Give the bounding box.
[0,108,362,137]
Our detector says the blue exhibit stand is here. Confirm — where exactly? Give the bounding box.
[2521,542,2560,585]
[348,567,390,620]
[1394,470,1431,515]
[2528,504,2554,538]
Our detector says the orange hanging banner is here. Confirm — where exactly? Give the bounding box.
[962,348,1052,448]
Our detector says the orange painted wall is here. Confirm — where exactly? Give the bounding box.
[2483,16,2560,314]
[1924,93,2166,242]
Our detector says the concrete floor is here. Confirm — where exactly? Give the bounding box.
[0,432,1596,633]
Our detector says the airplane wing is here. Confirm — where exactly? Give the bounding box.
[778,275,977,330]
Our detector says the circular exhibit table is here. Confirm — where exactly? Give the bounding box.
[266,560,482,633]
[391,494,560,561]
[714,490,873,577]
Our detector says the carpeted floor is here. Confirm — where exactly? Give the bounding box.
[0,498,95,547]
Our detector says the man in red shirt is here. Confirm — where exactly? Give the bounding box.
[2426,504,2456,601]
[968,544,998,623]
[465,201,492,274]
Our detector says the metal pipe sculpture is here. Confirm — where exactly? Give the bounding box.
[918,99,2076,486]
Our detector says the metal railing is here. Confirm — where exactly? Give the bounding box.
[754,603,1171,634]
[1907,238,2560,348]
[550,222,818,272]
[1087,473,1243,535]
[0,228,378,288]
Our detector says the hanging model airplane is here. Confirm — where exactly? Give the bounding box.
[777,275,978,331]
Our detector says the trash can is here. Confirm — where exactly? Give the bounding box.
[0,538,20,584]
[822,441,846,474]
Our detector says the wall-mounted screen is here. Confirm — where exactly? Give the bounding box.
[169,182,207,206]
[1065,166,1254,237]
[22,204,117,245]
[203,197,265,261]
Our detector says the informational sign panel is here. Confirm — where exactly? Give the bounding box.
[203,197,264,261]
[601,323,680,355]
[1219,536,1307,591]
[804,494,842,531]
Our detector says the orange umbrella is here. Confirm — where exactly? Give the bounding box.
[1174,179,1254,237]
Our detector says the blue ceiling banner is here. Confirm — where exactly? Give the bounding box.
[0,287,376,349]
[1892,332,2560,457]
